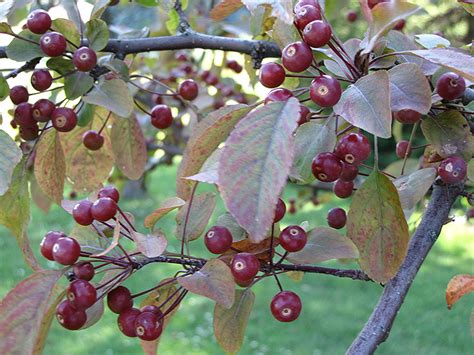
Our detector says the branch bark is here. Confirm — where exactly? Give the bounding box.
[346,181,463,355]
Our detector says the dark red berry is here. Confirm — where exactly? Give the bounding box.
[108,286,133,314]
[31,69,53,92]
[151,104,173,129]
[334,133,371,165]
[394,19,406,31]
[231,253,260,282]
[438,156,467,184]
[235,277,254,287]
[310,75,341,107]
[98,186,120,203]
[259,62,286,88]
[67,279,97,310]
[140,305,163,317]
[303,20,332,48]
[82,130,104,151]
[72,47,97,72]
[91,197,117,222]
[205,72,219,86]
[40,32,67,57]
[227,60,243,73]
[327,208,347,229]
[52,237,81,265]
[51,107,77,132]
[32,99,55,122]
[135,311,163,341]
[270,291,302,322]
[279,226,307,252]
[176,52,189,61]
[9,85,29,104]
[282,41,313,73]
[118,308,141,337]
[27,9,52,34]
[396,140,411,158]
[333,179,354,199]
[178,79,199,100]
[393,109,421,124]
[56,300,87,330]
[152,94,163,105]
[72,200,94,226]
[14,103,35,126]
[73,262,95,281]
[294,0,320,12]
[298,105,311,125]
[264,88,294,104]
[368,0,389,9]
[204,226,233,254]
[10,120,17,129]
[274,198,286,223]
[347,10,358,22]
[19,123,39,141]
[295,5,322,30]
[436,72,466,101]
[40,231,66,261]
[339,162,358,181]
[312,152,342,182]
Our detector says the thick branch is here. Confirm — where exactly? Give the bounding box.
[0,34,281,59]
[346,181,463,355]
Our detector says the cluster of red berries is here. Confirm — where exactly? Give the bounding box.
[72,186,120,225]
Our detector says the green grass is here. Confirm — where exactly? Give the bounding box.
[0,164,472,354]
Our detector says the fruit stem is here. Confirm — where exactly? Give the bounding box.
[401,121,419,176]
[181,182,199,260]
[117,205,137,232]
[272,271,284,292]
[133,99,151,116]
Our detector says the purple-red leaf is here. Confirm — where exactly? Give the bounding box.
[0,270,64,354]
[131,230,167,258]
[210,0,243,20]
[218,98,300,243]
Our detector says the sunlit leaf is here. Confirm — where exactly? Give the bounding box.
[210,0,243,20]
[144,197,186,229]
[446,274,474,310]
[414,34,450,49]
[0,130,22,196]
[83,79,134,117]
[85,18,109,51]
[393,168,436,211]
[131,230,167,258]
[175,192,216,242]
[0,73,9,101]
[242,0,293,24]
[52,18,80,49]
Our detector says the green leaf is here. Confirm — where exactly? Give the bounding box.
[242,0,293,24]
[85,18,109,51]
[102,58,130,81]
[401,48,474,82]
[0,22,14,35]
[216,212,247,242]
[34,130,65,204]
[347,170,409,284]
[51,18,80,49]
[178,259,235,308]
[64,71,94,100]
[0,130,22,196]
[46,57,75,76]
[131,230,167,258]
[177,104,253,199]
[287,227,359,264]
[144,197,186,229]
[165,9,179,33]
[0,270,64,354]
[334,70,392,138]
[77,103,95,127]
[290,119,337,184]
[69,224,106,254]
[110,114,147,180]
[0,73,9,101]
[175,192,216,242]
[214,288,255,354]
[414,34,450,49]
[421,110,474,161]
[6,30,42,61]
[83,79,134,117]
[91,0,110,18]
[388,63,432,114]
[218,98,300,243]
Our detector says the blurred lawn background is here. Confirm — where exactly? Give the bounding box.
[0,164,472,355]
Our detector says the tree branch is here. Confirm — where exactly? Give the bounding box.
[346,181,463,355]
[0,34,281,60]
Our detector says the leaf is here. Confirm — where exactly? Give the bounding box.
[402,48,474,81]
[51,18,80,49]
[347,170,409,284]
[242,0,293,24]
[218,98,300,243]
[0,270,64,354]
[0,130,22,196]
[69,224,106,254]
[362,0,420,54]
[214,288,254,353]
[184,148,222,186]
[178,259,235,308]
[334,70,392,138]
[64,71,94,100]
[91,0,110,18]
[0,159,40,271]
[216,212,247,242]
[324,38,361,79]
[85,18,109,51]
[177,104,253,199]
[80,298,104,329]
[110,114,147,180]
[131,230,167,258]
[83,79,134,117]
[46,57,75,76]
[458,0,474,15]
[165,9,179,34]
[393,168,436,211]
[0,22,13,35]
[290,119,337,184]
[144,197,186,229]
[414,34,450,49]
[388,63,431,114]
[287,227,359,264]
[175,192,216,242]
[34,130,65,203]
[210,0,243,20]
[0,73,8,101]
[30,173,52,213]
[220,236,279,264]
[102,58,130,81]
[92,223,121,257]
[446,274,474,310]
[421,111,474,161]
[6,30,42,61]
